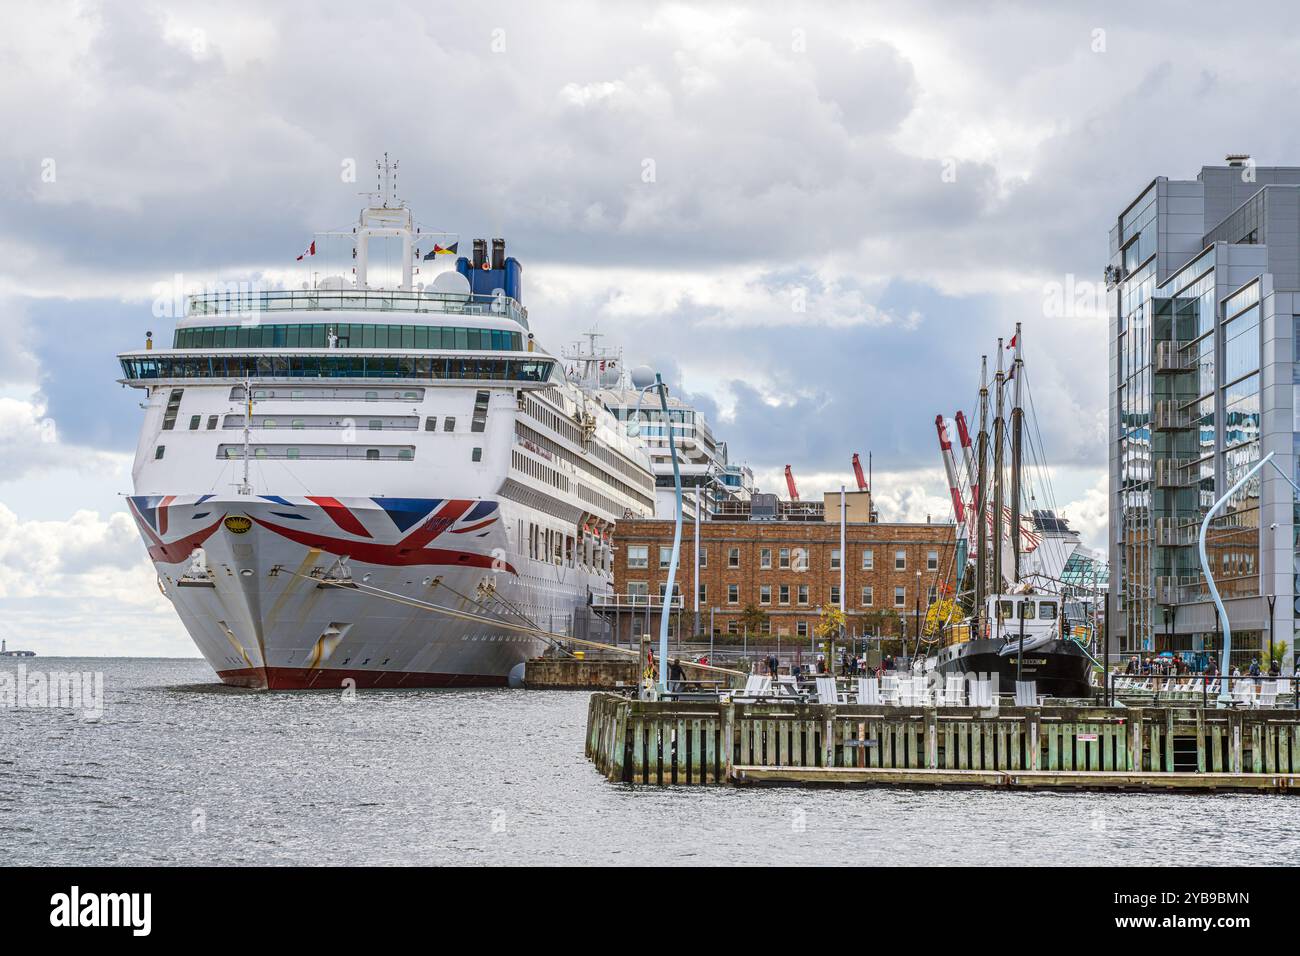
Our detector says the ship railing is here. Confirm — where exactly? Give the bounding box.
[187,288,528,328]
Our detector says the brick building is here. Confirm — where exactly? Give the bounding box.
[602,491,958,647]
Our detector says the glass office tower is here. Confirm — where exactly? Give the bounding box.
[1109,160,1300,670]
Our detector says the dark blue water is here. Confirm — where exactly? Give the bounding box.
[2,658,1296,865]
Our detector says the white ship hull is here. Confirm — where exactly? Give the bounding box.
[131,494,602,689]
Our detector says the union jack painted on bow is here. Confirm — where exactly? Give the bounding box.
[250,497,514,573]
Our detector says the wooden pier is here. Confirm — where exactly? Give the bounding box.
[585,692,1300,791]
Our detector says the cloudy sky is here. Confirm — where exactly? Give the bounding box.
[2,0,1293,655]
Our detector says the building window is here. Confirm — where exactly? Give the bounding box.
[728,584,739,604]
[206,415,218,430]
[894,586,906,607]
[759,621,771,635]
[425,417,438,431]
[659,546,672,569]
[895,550,906,571]
[154,445,165,459]
[471,447,483,462]
[797,621,808,638]
[698,584,707,605]
[927,585,937,604]
[188,415,201,430]
[627,545,648,569]
[798,584,808,605]
[369,419,383,430]
[286,447,300,460]
[861,586,873,606]
[728,547,740,568]
[830,548,841,571]
[699,548,707,568]
[632,617,644,637]
[760,548,772,569]
[927,550,939,571]
[263,418,277,429]
[727,621,739,635]
[779,547,791,569]
[397,448,414,460]
[366,448,380,460]
[760,585,771,605]
[291,419,305,430]
[443,417,456,432]
[779,584,790,605]
[862,548,874,570]
[830,585,840,605]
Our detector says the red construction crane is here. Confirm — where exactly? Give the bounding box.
[851,453,868,492]
[784,464,800,501]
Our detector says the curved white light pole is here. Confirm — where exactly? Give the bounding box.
[628,368,684,696]
[1197,451,1300,705]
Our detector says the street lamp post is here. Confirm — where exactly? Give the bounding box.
[912,570,922,661]
[1267,593,1277,671]
[627,366,684,697]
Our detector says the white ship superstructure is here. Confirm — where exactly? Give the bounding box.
[118,165,655,688]
[563,333,754,520]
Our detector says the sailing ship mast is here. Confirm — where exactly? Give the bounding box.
[991,340,1006,607]
[975,355,989,622]
[1010,322,1024,585]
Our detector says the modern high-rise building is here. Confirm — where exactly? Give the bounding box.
[1109,157,1300,670]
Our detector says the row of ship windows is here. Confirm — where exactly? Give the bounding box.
[161,388,491,434]
[516,421,654,509]
[627,581,939,608]
[511,449,569,494]
[123,355,553,382]
[626,545,941,571]
[522,520,610,572]
[152,445,484,463]
[520,393,654,497]
[173,324,524,352]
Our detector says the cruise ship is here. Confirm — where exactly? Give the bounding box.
[562,333,755,520]
[118,165,656,689]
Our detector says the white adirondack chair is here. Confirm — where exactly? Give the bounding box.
[1257,680,1279,708]
[815,676,839,705]
[880,673,901,705]
[969,680,996,709]
[856,677,881,705]
[1014,680,1038,707]
[940,675,966,706]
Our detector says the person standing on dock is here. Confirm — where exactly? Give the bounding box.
[669,658,686,692]
[767,653,779,679]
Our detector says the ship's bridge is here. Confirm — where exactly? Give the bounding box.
[183,287,528,330]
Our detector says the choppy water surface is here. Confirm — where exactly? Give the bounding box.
[2,658,1298,866]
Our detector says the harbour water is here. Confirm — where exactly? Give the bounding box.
[3,658,1298,866]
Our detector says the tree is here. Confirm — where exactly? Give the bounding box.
[739,603,768,636]
[815,604,846,640]
[924,598,963,636]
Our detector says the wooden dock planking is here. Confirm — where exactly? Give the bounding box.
[585,692,1300,790]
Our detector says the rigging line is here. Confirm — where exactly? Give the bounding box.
[1021,367,1062,513]
[286,568,745,678]
[434,576,552,648]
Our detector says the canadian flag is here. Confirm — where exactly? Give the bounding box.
[296,241,316,261]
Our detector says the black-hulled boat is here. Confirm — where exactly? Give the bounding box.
[931,593,1093,698]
